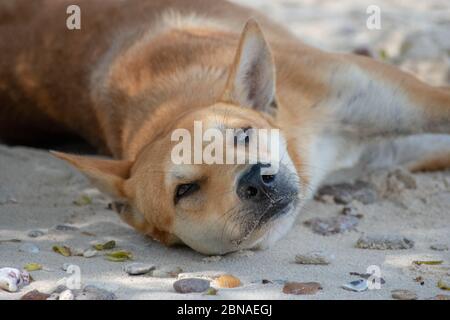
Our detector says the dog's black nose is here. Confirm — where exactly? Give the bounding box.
[237,163,276,202]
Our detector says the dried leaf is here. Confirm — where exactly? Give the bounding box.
[106,250,132,262]
[93,240,116,251]
[52,245,72,257]
[413,260,443,266]
[437,279,450,291]
[0,239,22,244]
[24,263,42,272]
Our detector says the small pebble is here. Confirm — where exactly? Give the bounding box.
[387,168,417,192]
[202,256,222,263]
[83,249,97,258]
[341,206,364,218]
[27,230,45,238]
[355,234,414,250]
[173,278,210,294]
[304,215,359,236]
[282,282,322,295]
[391,289,417,300]
[430,244,448,251]
[124,263,155,275]
[295,251,331,265]
[19,243,40,254]
[59,289,75,300]
[213,275,241,288]
[178,271,226,281]
[342,279,368,292]
[429,294,450,300]
[62,263,71,271]
[21,290,50,300]
[315,181,377,205]
[75,285,117,300]
[46,293,60,300]
[151,266,183,278]
[54,224,79,232]
[349,272,386,284]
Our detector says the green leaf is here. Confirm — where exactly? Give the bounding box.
[203,288,218,296]
[105,250,132,262]
[378,49,389,61]
[73,195,92,206]
[93,240,116,251]
[52,245,72,257]
[413,260,443,266]
[24,263,42,272]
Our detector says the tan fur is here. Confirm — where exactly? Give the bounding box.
[1,0,449,253]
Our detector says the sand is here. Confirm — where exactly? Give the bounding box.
[1,0,449,300]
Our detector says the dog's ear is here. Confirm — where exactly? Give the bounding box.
[50,151,132,199]
[222,18,277,114]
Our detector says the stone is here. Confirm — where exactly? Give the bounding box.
[304,215,359,236]
[387,169,417,192]
[355,234,414,250]
[349,272,386,285]
[151,266,183,278]
[19,243,40,254]
[62,263,71,271]
[0,267,31,292]
[54,224,79,232]
[202,256,222,263]
[430,244,448,251]
[46,293,60,300]
[341,206,364,218]
[173,278,210,294]
[429,294,450,300]
[83,249,97,258]
[342,279,368,292]
[295,251,331,265]
[21,290,50,300]
[27,230,45,238]
[315,181,377,205]
[282,282,322,295]
[124,263,155,275]
[178,271,226,281]
[75,285,117,300]
[391,289,417,300]
[59,289,75,300]
[213,275,241,288]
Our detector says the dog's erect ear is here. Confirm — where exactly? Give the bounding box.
[222,19,277,114]
[50,151,132,199]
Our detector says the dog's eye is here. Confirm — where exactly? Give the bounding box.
[174,183,200,204]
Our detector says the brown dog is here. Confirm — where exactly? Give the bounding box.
[1,0,449,254]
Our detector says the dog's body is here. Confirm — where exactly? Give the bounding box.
[1,0,450,254]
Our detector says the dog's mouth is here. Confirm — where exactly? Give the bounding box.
[230,193,299,248]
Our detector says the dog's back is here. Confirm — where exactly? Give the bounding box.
[0,0,292,147]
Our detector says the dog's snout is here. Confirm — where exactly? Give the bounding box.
[237,163,276,202]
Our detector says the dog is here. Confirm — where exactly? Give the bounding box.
[1,0,449,254]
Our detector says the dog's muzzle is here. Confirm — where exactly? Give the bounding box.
[237,163,298,221]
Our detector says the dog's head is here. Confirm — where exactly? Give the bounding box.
[53,20,304,254]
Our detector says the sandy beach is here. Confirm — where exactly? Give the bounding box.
[1,0,449,300]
